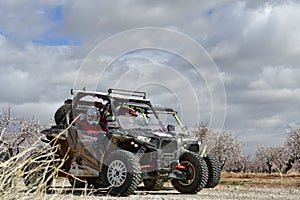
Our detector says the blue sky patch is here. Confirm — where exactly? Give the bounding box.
[32,34,81,46]
[51,5,63,22]
[32,5,80,46]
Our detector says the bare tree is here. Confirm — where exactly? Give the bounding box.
[256,145,275,173]
[283,127,300,173]
[0,107,17,132]
[194,124,244,170]
[227,153,252,173]
[194,124,300,173]
[0,107,42,158]
[248,156,263,173]
[255,145,289,174]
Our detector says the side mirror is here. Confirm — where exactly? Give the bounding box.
[167,124,175,132]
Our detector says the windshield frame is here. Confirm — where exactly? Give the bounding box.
[150,107,190,135]
[109,96,167,132]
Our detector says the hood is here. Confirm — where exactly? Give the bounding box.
[126,128,173,139]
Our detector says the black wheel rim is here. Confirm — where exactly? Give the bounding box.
[178,161,196,186]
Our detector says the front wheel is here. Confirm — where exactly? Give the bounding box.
[171,152,208,194]
[101,150,141,197]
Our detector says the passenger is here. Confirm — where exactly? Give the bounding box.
[116,106,138,129]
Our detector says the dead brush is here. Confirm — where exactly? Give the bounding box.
[2,152,51,198]
[0,115,103,199]
[0,127,71,199]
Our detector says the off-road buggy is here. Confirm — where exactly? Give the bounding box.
[22,88,221,196]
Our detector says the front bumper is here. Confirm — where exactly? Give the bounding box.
[140,140,187,180]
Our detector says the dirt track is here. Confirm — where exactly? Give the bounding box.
[5,174,300,200]
[5,183,299,200]
[40,184,299,200]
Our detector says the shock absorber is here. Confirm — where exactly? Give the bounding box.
[136,146,146,161]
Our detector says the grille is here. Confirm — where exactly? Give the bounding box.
[161,140,177,153]
[150,138,160,148]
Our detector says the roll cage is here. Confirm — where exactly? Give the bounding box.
[70,88,167,132]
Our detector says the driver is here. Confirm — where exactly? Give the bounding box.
[75,107,108,160]
[76,107,106,133]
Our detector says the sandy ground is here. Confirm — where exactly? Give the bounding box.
[3,173,299,200]
[36,185,300,200]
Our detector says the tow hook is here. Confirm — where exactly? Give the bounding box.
[175,164,186,170]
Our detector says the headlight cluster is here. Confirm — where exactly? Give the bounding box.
[137,135,152,143]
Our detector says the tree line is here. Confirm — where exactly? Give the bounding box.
[194,123,300,174]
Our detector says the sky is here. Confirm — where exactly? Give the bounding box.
[0,0,300,155]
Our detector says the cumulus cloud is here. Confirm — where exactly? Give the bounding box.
[241,0,298,9]
[249,66,300,89]
[0,0,300,154]
[0,35,80,105]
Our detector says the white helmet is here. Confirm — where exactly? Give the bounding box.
[86,107,100,127]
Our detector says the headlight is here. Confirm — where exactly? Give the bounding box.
[137,136,151,143]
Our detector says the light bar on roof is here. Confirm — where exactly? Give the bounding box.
[108,88,146,99]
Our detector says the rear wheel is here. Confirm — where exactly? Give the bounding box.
[143,179,164,191]
[204,155,221,188]
[171,152,208,194]
[68,178,86,188]
[54,104,72,125]
[23,153,58,192]
[0,152,12,191]
[68,177,103,188]
[101,150,141,197]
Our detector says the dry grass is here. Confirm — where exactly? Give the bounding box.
[0,123,117,200]
[0,126,72,200]
[0,144,63,199]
